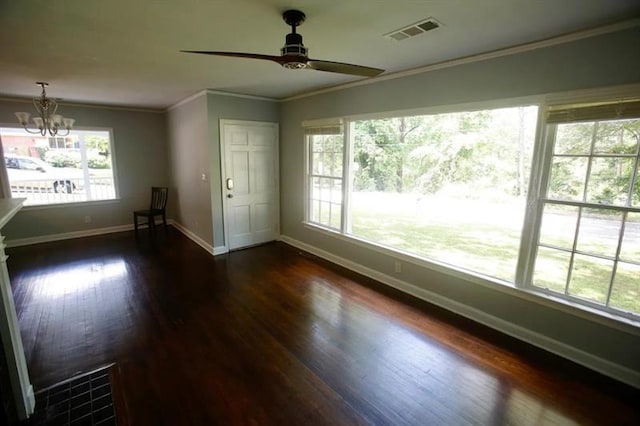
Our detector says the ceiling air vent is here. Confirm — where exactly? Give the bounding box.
[385,18,441,41]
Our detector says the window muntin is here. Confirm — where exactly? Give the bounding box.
[1,127,117,206]
[532,117,640,316]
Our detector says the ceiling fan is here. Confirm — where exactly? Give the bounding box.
[181,9,384,77]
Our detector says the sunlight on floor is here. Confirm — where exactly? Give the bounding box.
[41,259,128,298]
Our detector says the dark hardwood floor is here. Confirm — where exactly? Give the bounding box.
[7,228,640,425]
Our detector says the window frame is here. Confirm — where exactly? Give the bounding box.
[302,93,640,325]
[304,120,345,231]
[1,125,120,207]
[524,115,640,321]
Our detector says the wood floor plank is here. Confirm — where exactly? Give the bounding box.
[6,228,640,425]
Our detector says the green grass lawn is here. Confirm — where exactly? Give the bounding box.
[349,192,640,315]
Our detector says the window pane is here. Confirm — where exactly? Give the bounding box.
[547,157,588,201]
[619,212,639,262]
[609,262,640,314]
[331,180,342,204]
[575,208,622,257]
[307,133,343,229]
[538,204,578,249]
[1,128,116,206]
[350,106,538,282]
[554,122,593,155]
[568,254,613,304]
[310,199,320,223]
[532,247,570,293]
[312,152,322,175]
[586,157,633,206]
[319,201,331,225]
[594,120,639,154]
[310,177,320,200]
[330,203,342,229]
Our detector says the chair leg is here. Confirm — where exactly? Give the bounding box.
[163,213,167,235]
[149,216,155,241]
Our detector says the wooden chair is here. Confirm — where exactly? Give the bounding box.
[134,187,168,238]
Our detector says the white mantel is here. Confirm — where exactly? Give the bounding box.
[0,198,34,419]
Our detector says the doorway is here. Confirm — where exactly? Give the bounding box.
[220,120,279,250]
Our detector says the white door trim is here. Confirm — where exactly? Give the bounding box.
[219,119,279,251]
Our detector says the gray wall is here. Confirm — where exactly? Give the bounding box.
[279,28,640,382]
[166,94,212,244]
[0,99,168,240]
[165,92,278,248]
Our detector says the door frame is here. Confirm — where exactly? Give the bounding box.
[219,119,280,252]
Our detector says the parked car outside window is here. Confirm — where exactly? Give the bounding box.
[4,154,84,193]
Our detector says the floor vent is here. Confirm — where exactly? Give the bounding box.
[385,18,441,41]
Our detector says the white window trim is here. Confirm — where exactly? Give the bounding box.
[0,125,120,207]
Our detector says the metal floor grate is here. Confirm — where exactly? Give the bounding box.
[25,366,117,426]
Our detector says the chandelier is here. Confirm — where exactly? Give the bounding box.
[15,82,75,137]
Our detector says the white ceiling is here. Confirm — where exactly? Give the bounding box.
[1,0,639,109]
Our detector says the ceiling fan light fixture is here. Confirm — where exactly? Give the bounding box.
[282,61,307,70]
[181,9,384,77]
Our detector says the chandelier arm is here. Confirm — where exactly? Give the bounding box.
[17,82,74,138]
[18,124,44,136]
[53,127,69,137]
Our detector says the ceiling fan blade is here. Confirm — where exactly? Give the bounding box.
[181,51,287,65]
[307,59,384,77]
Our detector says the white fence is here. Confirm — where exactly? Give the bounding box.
[10,176,116,206]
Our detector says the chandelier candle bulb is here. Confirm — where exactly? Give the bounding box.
[14,111,30,125]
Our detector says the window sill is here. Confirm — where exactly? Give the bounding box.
[302,221,640,335]
[21,198,120,211]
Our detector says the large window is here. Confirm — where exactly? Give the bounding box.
[532,105,640,316]
[1,127,117,206]
[304,99,640,320]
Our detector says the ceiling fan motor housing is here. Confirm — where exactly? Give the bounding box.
[281,32,308,57]
[281,31,308,69]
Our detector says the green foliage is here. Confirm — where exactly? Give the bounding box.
[353,107,536,197]
[85,135,110,156]
[87,156,111,169]
[34,146,49,160]
[45,151,80,168]
[549,119,640,205]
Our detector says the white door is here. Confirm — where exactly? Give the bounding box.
[221,120,279,250]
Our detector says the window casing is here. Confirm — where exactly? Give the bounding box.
[529,103,640,318]
[304,98,640,321]
[1,127,118,206]
[305,121,345,231]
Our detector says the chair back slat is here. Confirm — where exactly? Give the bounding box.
[149,187,168,211]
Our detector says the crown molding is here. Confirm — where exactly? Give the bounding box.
[206,89,278,102]
[283,18,640,103]
[0,96,163,113]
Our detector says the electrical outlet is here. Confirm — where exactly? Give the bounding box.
[84,215,91,223]
[394,261,402,273]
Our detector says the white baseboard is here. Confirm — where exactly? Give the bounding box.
[24,384,34,419]
[6,224,133,248]
[280,235,640,389]
[213,245,228,255]
[170,221,215,255]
